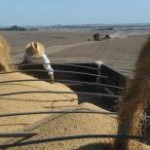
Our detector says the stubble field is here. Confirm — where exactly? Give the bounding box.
[1,29,149,77]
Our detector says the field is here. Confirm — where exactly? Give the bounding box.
[1,29,149,77]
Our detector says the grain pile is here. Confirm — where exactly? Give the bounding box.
[0,34,78,144]
[8,102,117,150]
[0,72,78,132]
[7,103,150,150]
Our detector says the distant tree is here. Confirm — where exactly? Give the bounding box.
[8,25,26,31]
[11,25,18,30]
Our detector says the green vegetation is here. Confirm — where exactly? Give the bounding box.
[0,25,38,31]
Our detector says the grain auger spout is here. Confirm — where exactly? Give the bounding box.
[114,36,150,150]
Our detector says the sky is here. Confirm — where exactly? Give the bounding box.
[0,0,150,26]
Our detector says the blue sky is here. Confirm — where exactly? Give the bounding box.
[0,0,150,26]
